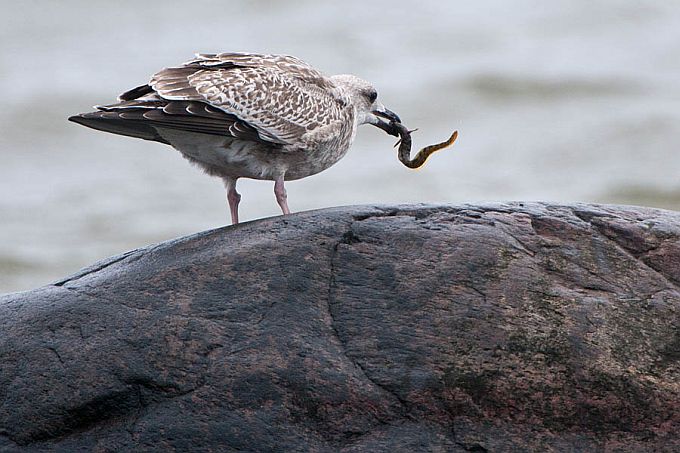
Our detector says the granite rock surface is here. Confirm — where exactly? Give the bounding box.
[1,203,679,452]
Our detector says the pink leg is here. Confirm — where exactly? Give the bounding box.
[274,176,290,215]
[224,178,241,225]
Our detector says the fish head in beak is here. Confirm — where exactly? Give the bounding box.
[369,104,402,137]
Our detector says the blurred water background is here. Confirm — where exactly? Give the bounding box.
[1,0,679,293]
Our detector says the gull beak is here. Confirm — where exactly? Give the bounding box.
[371,105,401,137]
[372,107,401,124]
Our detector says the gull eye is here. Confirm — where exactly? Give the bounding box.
[366,90,378,103]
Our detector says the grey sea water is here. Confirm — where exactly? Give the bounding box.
[1,0,679,292]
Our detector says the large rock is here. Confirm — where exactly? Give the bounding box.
[1,203,679,452]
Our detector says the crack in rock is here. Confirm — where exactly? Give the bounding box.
[53,250,142,287]
[326,227,410,413]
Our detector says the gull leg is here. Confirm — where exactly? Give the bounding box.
[274,176,290,215]
[224,178,241,225]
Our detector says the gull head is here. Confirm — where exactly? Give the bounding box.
[330,74,401,136]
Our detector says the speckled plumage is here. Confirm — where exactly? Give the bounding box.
[69,52,401,224]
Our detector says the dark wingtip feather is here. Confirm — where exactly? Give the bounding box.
[118,84,154,101]
[66,111,170,144]
[69,112,106,125]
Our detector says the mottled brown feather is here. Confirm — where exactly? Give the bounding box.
[148,53,347,146]
[71,53,351,150]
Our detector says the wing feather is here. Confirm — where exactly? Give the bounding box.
[84,94,265,143]
[76,53,348,148]
[148,53,348,147]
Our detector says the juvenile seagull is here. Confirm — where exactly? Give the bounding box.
[69,52,401,224]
